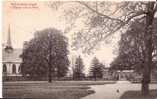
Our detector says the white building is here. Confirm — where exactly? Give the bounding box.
[2,26,22,77]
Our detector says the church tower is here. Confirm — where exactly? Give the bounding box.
[5,24,13,53]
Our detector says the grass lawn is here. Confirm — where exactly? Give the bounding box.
[120,90,157,99]
[3,81,115,99]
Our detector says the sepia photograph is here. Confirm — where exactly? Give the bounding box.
[2,1,157,99]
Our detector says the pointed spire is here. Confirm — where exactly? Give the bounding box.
[7,24,12,47]
[5,24,13,52]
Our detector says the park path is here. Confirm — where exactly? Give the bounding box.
[82,81,157,99]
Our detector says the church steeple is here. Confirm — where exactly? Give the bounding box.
[5,24,13,52]
[7,24,12,47]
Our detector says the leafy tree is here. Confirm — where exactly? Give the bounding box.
[73,55,85,80]
[21,28,69,82]
[90,57,103,80]
[49,1,157,95]
[111,18,157,73]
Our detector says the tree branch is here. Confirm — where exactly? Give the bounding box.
[77,1,124,23]
[77,1,146,35]
[125,11,146,24]
[78,1,146,24]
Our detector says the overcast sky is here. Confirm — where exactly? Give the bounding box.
[2,1,120,73]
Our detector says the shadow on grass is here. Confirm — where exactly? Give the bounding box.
[120,90,157,99]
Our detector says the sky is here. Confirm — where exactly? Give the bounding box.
[2,1,120,73]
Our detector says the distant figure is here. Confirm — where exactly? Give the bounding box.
[116,89,119,93]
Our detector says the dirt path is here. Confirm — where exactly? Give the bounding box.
[82,81,157,99]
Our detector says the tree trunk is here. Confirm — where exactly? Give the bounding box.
[48,65,52,83]
[48,34,53,83]
[142,2,155,95]
[142,81,149,95]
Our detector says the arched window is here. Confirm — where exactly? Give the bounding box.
[3,64,7,73]
[12,64,16,74]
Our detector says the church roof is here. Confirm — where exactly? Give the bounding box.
[2,48,22,63]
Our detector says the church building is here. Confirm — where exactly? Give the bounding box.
[2,25,22,79]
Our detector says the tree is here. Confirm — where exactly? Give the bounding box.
[141,2,157,95]
[49,1,157,95]
[21,28,69,82]
[90,57,103,80]
[110,19,146,71]
[111,18,157,72]
[73,55,85,80]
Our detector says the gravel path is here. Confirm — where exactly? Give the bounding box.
[82,81,157,99]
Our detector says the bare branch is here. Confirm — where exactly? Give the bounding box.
[109,2,129,16]
[78,1,146,25]
[125,11,146,24]
[102,23,125,39]
[77,1,124,23]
